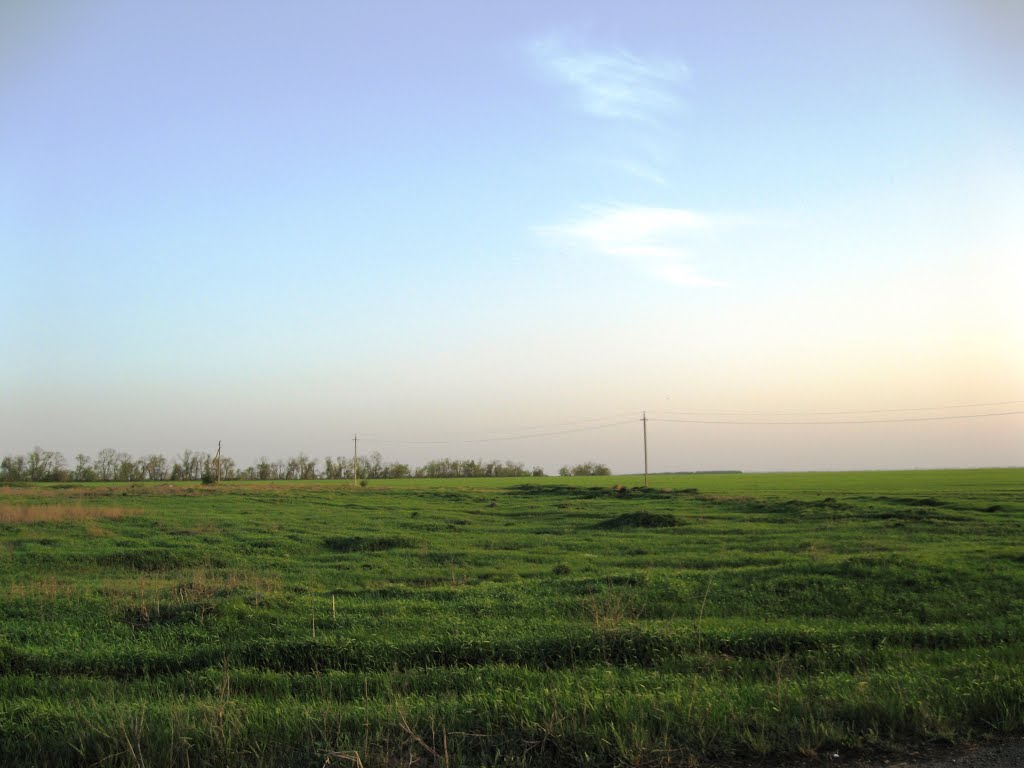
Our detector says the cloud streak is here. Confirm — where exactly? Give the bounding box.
[532,38,689,123]
[529,38,714,284]
[538,205,722,286]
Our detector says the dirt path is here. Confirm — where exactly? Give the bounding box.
[725,739,1024,768]
[826,739,1024,768]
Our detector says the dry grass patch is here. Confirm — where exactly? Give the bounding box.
[5,576,79,600]
[0,486,59,498]
[84,521,113,537]
[0,503,139,524]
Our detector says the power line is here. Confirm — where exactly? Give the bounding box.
[359,411,639,441]
[359,418,638,446]
[648,399,1024,418]
[650,411,1024,426]
[348,404,1022,460]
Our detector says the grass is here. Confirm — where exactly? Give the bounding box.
[0,502,137,524]
[0,468,1022,766]
[595,511,681,528]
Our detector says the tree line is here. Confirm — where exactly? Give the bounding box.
[558,461,611,476]
[0,447,614,482]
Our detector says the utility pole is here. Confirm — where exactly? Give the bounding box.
[642,412,648,488]
[353,434,358,488]
[216,440,222,483]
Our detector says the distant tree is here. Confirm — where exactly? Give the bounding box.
[252,457,273,480]
[25,448,44,481]
[364,451,384,480]
[297,454,318,480]
[219,456,237,480]
[384,462,411,479]
[25,447,66,481]
[94,449,119,481]
[281,454,317,480]
[564,461,611,477]
[142,454,168,481]
[2,446,560,483]
[111,453,141,482]
[0,448,70,482]
[497,460,527,477]
[413,458,532,479]
[26,448,45,481]
[323,456,347,480]
[319,453,409,480]
[171,450,207,481]
[1,454,27,482]
[74,454,96,482]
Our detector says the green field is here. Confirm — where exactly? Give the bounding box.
[1,469,1023,767]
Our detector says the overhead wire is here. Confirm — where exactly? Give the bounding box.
[359,418,639,446]
[352,401,1022,447]
[359,411,638,440]
[647,399,1024,418]
[649,411,1024,426]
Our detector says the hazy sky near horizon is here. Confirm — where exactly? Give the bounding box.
[2,1,1022,473]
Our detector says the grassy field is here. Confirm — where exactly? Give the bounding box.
[0,469,1022,767]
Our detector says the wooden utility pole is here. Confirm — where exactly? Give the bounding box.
[353,434,359,487]
[216,440,222,483]
[642,412,648,488]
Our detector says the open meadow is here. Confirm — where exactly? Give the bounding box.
[1,469,1022,767]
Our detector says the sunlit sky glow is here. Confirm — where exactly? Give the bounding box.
[2,1,1022,473]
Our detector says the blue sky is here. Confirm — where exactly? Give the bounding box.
[2,1,1022,472]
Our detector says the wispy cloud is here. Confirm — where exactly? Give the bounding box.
[616,160,669,186]
[528,38,714,284]
[532,37,689,123]
[537,205,722,286]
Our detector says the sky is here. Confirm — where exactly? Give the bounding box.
[2,1,1022,473]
